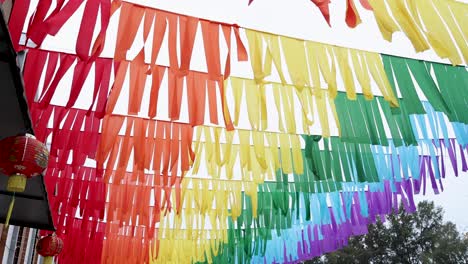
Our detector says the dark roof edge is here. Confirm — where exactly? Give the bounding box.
[0,7,55,231]
[0,8,33,135]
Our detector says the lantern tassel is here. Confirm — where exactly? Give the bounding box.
[43,256,53,264]
[5,194,15,227]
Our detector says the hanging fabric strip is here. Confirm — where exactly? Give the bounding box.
[308,42,338,98]
[359,0,372,10]
[245,30,274,83]
[148,66,166,119]
[7,0,31,51]
[365,52,399,107]
[221,25,237,79]
[350,50,372,100]
[201,20,222,80]
[281,37,311,90]
[345,0,362,28]
[368,0,467,65]
[66,59,93,109]
[90,0,120,60]
[367,0,400,41]
[334,47,357,99]
[38,53,76,109]
[179,16,199,76]
[433,0,468,64]
[406,59,451,114]
[114,2,145,61]
[386,0,429,52]
[76,0,100,60]
[89,58,113,118]
[150,11,168,66]
[24,0,56,43]
[412,0,461,64]
[310,0,331,26]
[381,55,425,114]
[27,0,84,47]
[186,72,207,126]
[428,61,468,124]
[22,49,48,104]
[128,58,148,115]
[233,25,249,62]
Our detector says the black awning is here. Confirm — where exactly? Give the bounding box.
[0,7,54,231]
[0,174,55,230]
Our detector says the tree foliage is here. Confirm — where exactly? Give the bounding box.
[306,201,468,264]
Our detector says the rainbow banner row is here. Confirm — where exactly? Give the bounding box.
[8,0,468,263]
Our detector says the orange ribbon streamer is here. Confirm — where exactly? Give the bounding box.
[114,3,145,61]
[96,115,194,185]
[310,0,331,26]
[345,0,362,28]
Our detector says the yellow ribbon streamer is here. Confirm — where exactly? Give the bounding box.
[368,0,400,41]
[246,30,266,83]
[435,0,468,64]
[369,0,467,65]
[334,47,357,100]
[263,33,287,84]
[421,0,465,65]
[365,52,399,107]
[272,83,286,133]
[280,85,297,134]
[281,37,311,90]
[315,89,331,138]
[387,0,430,52]
[350,49,373,100]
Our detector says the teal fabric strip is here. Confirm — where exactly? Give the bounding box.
[431,63,468,124]
[406,59,451,114]
[382,55,426,114]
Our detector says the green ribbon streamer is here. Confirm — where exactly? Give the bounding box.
[381,54,468,125]
[334,92,417,146]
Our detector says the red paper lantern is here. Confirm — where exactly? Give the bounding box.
[0,134,49,226]
[36,234,63,264]
[0,134,49,192]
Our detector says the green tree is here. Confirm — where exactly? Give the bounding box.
[306,201,468,264]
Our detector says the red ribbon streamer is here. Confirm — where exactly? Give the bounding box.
[310,0,331,26]
[345,0,362,28]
